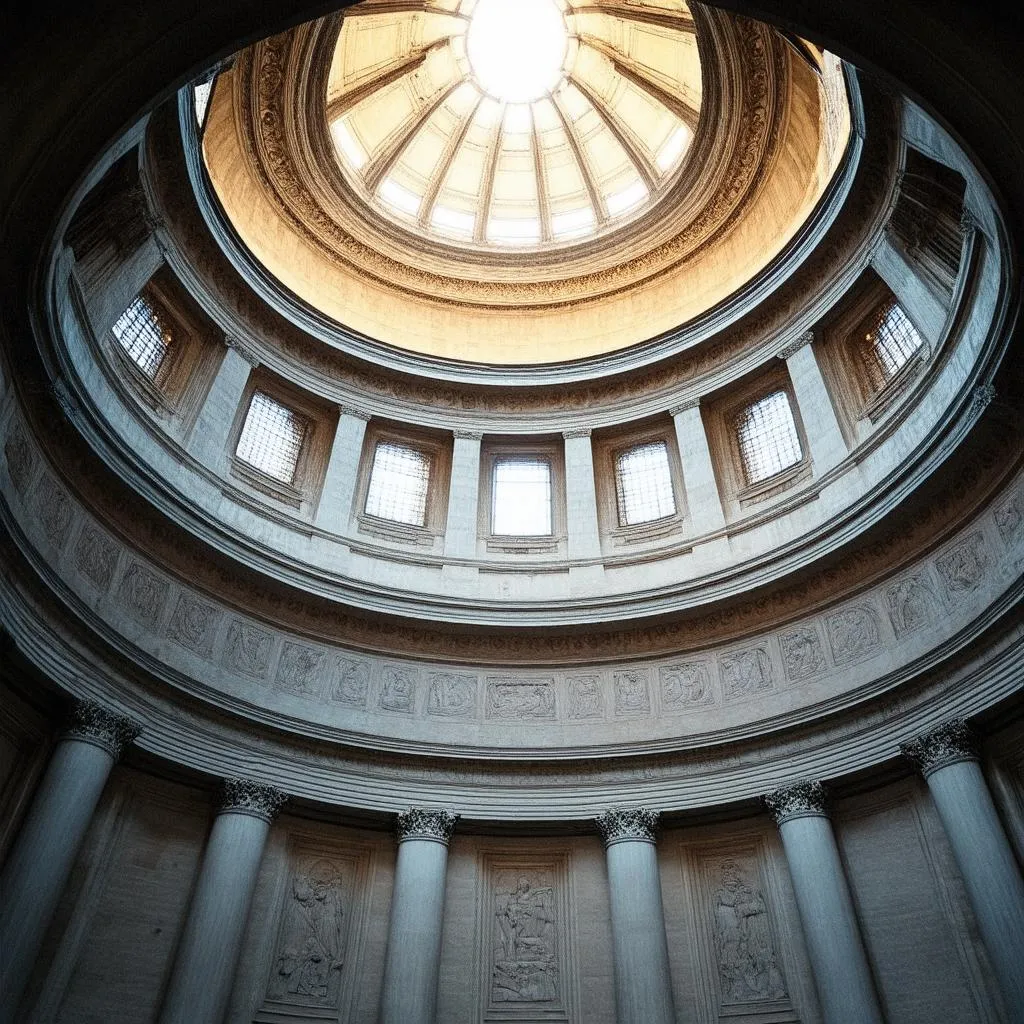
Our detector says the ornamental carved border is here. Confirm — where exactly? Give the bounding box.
[232,5,788,310]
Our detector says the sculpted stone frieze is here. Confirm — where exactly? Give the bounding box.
[486,678,557,720]
[167,593,221,657]
[936,532,989,595]
[426,672,478,719]
[275,641,327,700]
[885,573,939,638]
[826,605,882,665]
[73,523,119,592]
[565,675,604,720]
[900,719,978,776]
[63,697,142,759]
[219,777,288,821]
[117,560,171,629]
[595,808,660,846]
[492,871,559,1004]
[778,627,826,682]
[660,661,715,709]
[720,647,773,701]
[222,618,275,680]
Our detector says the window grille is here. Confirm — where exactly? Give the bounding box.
[615,441,676,526]
[735,390,803,485]
[862,302,923,391]
[492,457,552,536]
[235,391,307,484]
[364,442,431,527]
[112,295,172,382]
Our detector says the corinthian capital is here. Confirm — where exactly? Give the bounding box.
[218,778,288,822]
[900,719,979,777]
[396,807,460,845]
[763,780,829,824]
[595,808,660,847]
[62,698,142,760]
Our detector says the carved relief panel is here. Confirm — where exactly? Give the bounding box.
[478,853,576,1023]
[254,840,373,1024]
[682,841,801,1024]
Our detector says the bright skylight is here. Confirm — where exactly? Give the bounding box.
[365,442,431,527]
[867,302,923,384]
[492,458,552,535]
[615,441,676,526]
[112,296,171,381]
[467,0,568,103]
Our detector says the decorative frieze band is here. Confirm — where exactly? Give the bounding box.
[595,807,660,847]
[900,718,979,777]
[395,807,460,845]
[763,779,829,824]
[218,777,288,822]
[62,697,142,760]
[776,330,815,361]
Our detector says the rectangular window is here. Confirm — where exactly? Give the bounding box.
[615,441,676,526]
[112,296,171,381]
[364,442,431,527]
[492,457,552,536]
[863,302,924,389]
[235,391,307,484]
[736,390,802,485]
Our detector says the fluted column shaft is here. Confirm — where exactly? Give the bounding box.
[671,401,726,534]
[158,779,286,1024]
[563,429,602,561]
[765,782,883,1024]
[779,333,848,474]
[380,809,459,1024]
[903,722,1024,1020]
[596,809,676,1024]
[444,432,481,560]
[186,340,255,473]
[0,699,141,1024]
[315,405,369,534]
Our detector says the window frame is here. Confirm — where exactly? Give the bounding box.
[353,422,450,546]
[733,388,805,489]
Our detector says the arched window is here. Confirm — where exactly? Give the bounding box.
[364,442,431,527]
[862,301,923,390]
[492,457,552,536]
[112,295,172,382]
[235,391,308,484]
[735,390,802,485]
[615,441,676,526]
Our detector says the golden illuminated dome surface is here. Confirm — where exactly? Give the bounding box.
[201,0,851,363]
[328,0,701,250]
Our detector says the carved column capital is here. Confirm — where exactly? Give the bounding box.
[669,397,700,416]
[337,403,370,422]
[900,719,979,777]
[62,697,142,760]
[562,427,592,439]
[777,330,815,361]
[224,335,260,368]
[218,777,288,822]
[395,807,459,845]
[452,429,483,442]
[763,780,829,824]
[969,383,996,415]
[595,807,660,847]
[959,207,980,235]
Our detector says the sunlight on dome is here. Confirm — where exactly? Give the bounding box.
[467,0,568,102]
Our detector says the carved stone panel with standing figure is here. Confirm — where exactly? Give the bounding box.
[480,854,575,1023]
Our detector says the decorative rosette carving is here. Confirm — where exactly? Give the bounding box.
[595,808,660,847]
[900,719,979,776]
[395,807,460,845]
[218,777,288,822]
[763,780,829,823]
[62,698,142,760]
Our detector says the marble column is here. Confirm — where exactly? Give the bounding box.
[871,231,948,345]
[443,431,482,561]
[778,332,848,474]
[315,404,369,534]
[596,809,676,1024]
[185,337,256,473]
[563,428,603,562]
[671,399,726,535]
[158,778,287,1024]
[902,720,1024,1018]
[380,808,459,1024]
[764,781,884,1024]
[0,699,141,1024]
